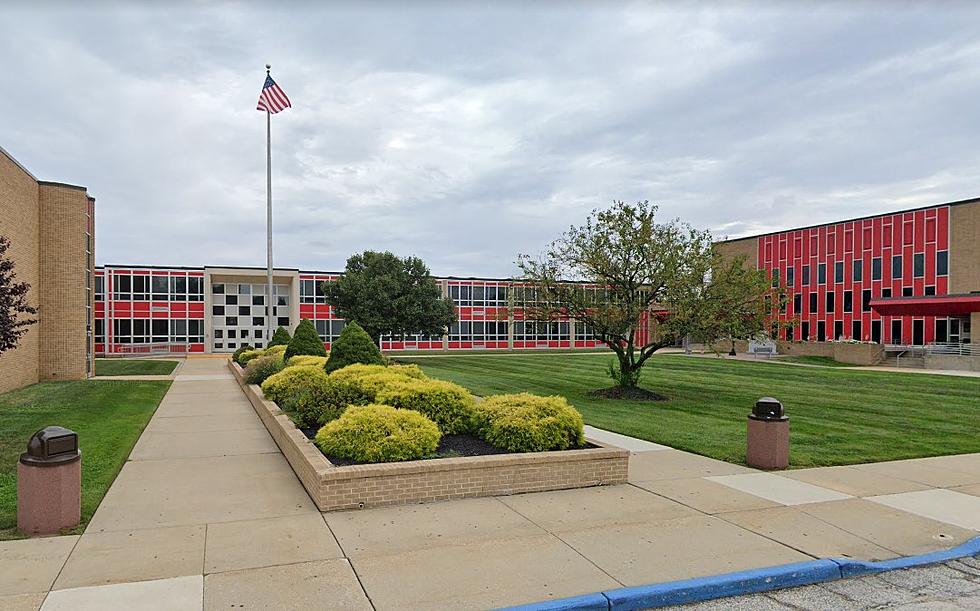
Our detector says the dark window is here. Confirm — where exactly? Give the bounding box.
[771,269,780,288]
[913,253,925,278]
[225,317,238,326]
[188,277,204,301]
[872,257,882,280]
[817,321,826,342]
[786,326,794,341]
[151,319,168,342]
[809,292,817,313]
[882,288,892,298]
[937,251,949,276]
[834,320,844,341]
[902,287,914,297]
[925,286,936,296]
[238,306,250,316]
[834,262,844,283]
[862,289,872,312]
[277,317,290,327]
[793,294,802,314]
[801,321,810,341]
[225,294,238,305]
[826,292,835,313]
[171,277,187,300]
[872,320,882,344]
[802,265,810,286]
[818,263,827,284]
[300,279,315,304]
[95,276,105,299]
[95,319,105,342]
[213,305,225,315]
[214,329,223,339]
[892,255,903,279]
[853,260,862,282]
[152,276,168,300]
[212,283,225,294]
[936,319,948,343]
[891,319,902,344]
[843,290,853,313]
[852,320,861,341]
[252,295,264,305]
[786,266,795,287]
[913,319,924,346]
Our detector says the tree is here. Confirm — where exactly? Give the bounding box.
[0,236,38,355]
[671,252,791,355]
[323,251,456,344]
[516,200,717,390]
[324,321,385,373]
[269,326,291,347]
[284,319,327,361]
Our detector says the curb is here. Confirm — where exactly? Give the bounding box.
[498,535,980,611]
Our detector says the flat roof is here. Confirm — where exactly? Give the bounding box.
[97,264,547,283]
[716,195,980,244]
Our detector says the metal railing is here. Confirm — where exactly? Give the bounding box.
[926,342,980,357]
[111,343,191,355]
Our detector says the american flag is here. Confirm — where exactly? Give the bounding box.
[256,74,291,114]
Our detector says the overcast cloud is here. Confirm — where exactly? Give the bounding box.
[3,1,980,277]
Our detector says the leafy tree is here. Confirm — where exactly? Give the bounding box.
[324,321,385,373]
[284,319,327,361]
[671,252,791,355]
[323,251,456,344]
[516,200,718,389]
[268,326,291,347]
[0,236,38,354]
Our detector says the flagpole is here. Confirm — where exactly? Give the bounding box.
[265,64,274,348]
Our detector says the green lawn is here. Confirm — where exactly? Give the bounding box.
[96,359,178,376]
[396,353,980,468]
[0,380,171,539]
[773,356,858,368]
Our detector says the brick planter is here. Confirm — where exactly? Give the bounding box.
[229,361,629,511]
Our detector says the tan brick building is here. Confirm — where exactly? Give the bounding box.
[0,146,95,394]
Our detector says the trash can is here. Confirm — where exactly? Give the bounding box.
[746,397,789,470]
[17,426,81,535]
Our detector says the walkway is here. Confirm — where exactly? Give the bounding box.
[0,358,978,610]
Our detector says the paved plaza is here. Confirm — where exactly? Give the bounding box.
[1,357,979,610]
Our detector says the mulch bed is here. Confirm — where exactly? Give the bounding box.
[299,427,591,466]
[587,386,668,401]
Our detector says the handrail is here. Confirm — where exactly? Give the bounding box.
[926,342,980,357]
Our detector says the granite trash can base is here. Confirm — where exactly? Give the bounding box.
[17,458,82,535]
[746,418,789,470]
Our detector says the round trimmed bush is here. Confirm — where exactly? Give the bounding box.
[287,354,329,368]
[315,404,441,463]
[243,354,285,385]
[269,326,292,347]
[237,348,264,366]
[324,322,384,373]
[387,363,427,379]
[473,393,585,453]
[375,378,475,434]
[260,365,329,407]
[284,319,327,362]
[263,344,287,358]
[232,344,254,365]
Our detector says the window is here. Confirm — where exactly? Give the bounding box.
[802,265,810,286]
[852,320,862,341]
[843,290,852,313]
[937,251,949,276]
[188,320,204,343]
[891,319,902,344]
[170,319,187,342]
[913,253,924,278]
[834,262,844,283]
[817,321,826,342]
[786,326,794,341]
[95,319,105,343]
[131,275,149,301]
[151,319,168,342]
[771,269,780,288]
[936,319,948,343]
[872,257,882,281]
[809,292,817,313]
[225,316,238,326]
[826,292,835,313]
[834,320,844,341]
[170,276,187,301]
[300,279,315,304]
[277,317,290,327]
[152,276,168,300]
[95,276,105,299]
[212,283,225,294]
[818,263,827,284]
[252,317,264,326]
[252,295,264,306]
[862,289,872,312]
[225,294,238,305]
[882,288,892,298]
[801,321,810,341]
[892,255,903,279]
[113,274,132,300]
[852,260,862,282]
[238,306,250,316]
[925,286,936,296]
[793,294,802,314]
[902,287,913,297]
[786,266,795,287]
[188,277,204,302]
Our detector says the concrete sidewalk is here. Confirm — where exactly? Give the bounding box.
[1,358,979,610]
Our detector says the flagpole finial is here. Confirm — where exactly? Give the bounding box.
[266,63,271,73]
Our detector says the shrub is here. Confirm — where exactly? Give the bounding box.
[284,319,327,362]
[388,363,427,379]
[237,348,264,366]
[375,378,475,434]
[264,344,287,358]
[269,326,292,347]
[472,393,585,453]
[232,343,254,365]
[260,365,329,407]
[315,404,441,463]
[243,354,285,385]
[287,354,329,368]
[324,322,384,373]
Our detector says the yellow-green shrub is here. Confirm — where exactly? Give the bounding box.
[237,348,264,366]
[263,344,287,358]
[387,363,427,379]
[243,354,284,385]
[315,404,441,463]
[260,365,329,406]
[472,393,585,453]
[286,354,329,368]
[375,378,475,434]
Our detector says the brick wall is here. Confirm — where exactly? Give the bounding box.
[950,200,980,296]
[714,236,759,269]
[0,150,41,393]
[37,183,92,381]
[231,361,630,512]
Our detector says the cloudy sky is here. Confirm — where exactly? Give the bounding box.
[3,1,980,277]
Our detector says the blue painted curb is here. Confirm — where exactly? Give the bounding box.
[497,535,980,611]
[833,535,980,578]
[603,559,840,610]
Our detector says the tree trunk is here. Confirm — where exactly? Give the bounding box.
[729,338,737,356]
